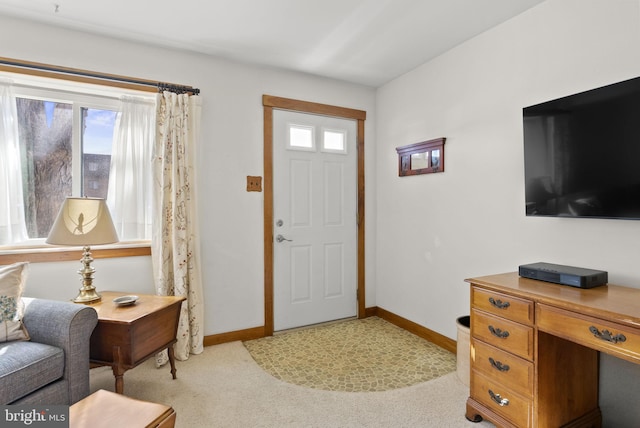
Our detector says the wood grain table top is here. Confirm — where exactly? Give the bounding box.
[86,291,185,324]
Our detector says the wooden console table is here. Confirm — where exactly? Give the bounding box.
[465,272,640,428]
[88,291,185,394]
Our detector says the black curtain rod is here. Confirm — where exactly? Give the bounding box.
[0,58,200,95]
[157,82,200,95]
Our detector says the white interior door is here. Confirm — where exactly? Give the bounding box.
[273,109,357,331]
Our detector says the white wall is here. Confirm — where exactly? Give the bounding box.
[0,15,377,335]
[22,256,156,299]
[6,1,640,423]
[375,0,640,425]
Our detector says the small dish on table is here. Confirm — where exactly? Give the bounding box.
[112,295,139,306]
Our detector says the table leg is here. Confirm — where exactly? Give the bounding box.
[168,346,177,380]
[111,345,125,394]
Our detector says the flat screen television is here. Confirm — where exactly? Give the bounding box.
[523,76,640,219]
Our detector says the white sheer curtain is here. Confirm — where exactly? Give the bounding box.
[0,79,28,245]
[107,95,155,240]
[152,91,204,362]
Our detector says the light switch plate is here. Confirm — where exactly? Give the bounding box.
[247,176,262,192]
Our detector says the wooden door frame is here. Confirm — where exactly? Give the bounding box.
[263,95,366,336]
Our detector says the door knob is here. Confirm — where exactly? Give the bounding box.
[276,234,292,243]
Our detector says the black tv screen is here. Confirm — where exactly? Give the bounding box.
[523,76,640,219]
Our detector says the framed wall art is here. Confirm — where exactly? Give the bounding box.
[396,137,445,177]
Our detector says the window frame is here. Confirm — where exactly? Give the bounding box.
[0,72,153,262]
[0,244,151,265]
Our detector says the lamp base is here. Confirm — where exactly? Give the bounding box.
[73,246,102,304]
[73,288,102,304]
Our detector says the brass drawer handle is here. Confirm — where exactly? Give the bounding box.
[589,326,626,344]
[488,325,510,339]
[489,389,510,407]
[488,297,510,310]
[489,357,510,372]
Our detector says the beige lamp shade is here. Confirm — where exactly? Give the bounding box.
[46,197,119,246]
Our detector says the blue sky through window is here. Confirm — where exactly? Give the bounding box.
[44,101,55,127]
[84,109,117,155]
[42,103,117,155]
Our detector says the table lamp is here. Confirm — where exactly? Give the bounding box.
[46,197,119,303]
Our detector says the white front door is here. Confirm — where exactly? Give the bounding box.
[273,109,357,331]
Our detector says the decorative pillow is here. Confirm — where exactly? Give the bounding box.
[0,262,30,343]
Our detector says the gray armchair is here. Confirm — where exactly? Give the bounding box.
[0,298,98,405]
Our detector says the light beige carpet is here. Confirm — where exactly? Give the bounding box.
[89,341,495,428]
[243,317,457,392]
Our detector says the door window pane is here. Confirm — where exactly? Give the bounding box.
[323,129,346,153]
[288,125,315,150]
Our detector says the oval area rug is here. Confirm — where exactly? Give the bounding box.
[243,317,456,392]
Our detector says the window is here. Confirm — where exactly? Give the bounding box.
[15,93,118,239]
[288,124,315,150]
[322,129,347,153]
[1,76,155,249]
[287,124,349,154]
[81,109,117,199]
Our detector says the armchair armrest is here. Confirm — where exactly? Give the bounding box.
[22,298,98,404]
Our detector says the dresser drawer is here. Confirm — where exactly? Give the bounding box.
[471,370,532,428]
[537,304,640,364]
[471,338,533,397]
[472,309,534,360]
[472,287,533,325]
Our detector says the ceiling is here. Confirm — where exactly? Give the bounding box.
[0,0,544,87]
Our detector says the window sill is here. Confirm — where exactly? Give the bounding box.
[0,242,151,265]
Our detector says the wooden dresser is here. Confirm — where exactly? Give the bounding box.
[465,272,640,428]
